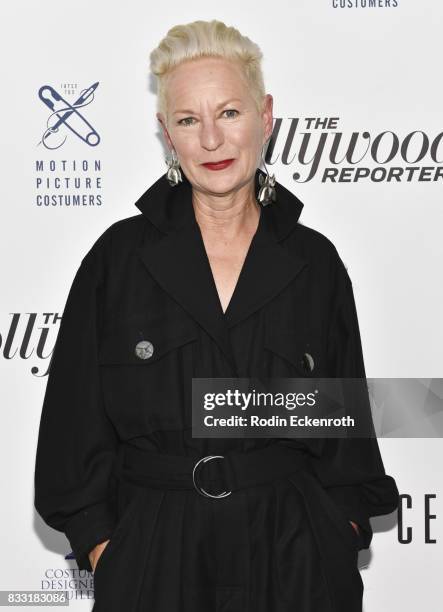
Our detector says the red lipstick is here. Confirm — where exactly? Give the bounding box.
[202,159,235,171]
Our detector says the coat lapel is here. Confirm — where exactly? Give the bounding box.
[223,191,308,328]
[134,168,308,369]
[136,216,236,368]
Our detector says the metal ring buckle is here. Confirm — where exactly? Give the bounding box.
[192,455,232,499]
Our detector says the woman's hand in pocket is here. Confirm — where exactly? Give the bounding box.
[89,539,110,573]
[349,520,360,536]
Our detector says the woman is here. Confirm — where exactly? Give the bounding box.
[34,19,399,612]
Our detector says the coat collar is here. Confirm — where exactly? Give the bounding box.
[134,168,308,373]
[134,167,304,243]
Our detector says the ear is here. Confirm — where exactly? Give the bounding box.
[156,112,174,151]
[262,94,274,145]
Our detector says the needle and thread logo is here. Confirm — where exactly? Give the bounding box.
[37,82,101,150]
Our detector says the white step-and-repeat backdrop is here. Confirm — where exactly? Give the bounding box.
[1,1,441,610]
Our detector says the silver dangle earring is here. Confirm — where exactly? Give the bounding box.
[165,149,182,187]
[257,144,276,206]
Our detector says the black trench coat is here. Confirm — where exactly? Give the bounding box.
[34,168,399,612]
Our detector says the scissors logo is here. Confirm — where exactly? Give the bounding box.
[37,82,101,150]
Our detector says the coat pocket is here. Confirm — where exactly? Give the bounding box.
[263,324,321,378]
[92,487,166,612]
[285,472,364,610]
[98,313,199,436]
[304,471,361,555]
[326,496,361,552]
[273,478,334,608]
[98,312,198,365]
[92,495,139,578]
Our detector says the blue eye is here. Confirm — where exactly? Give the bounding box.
[223,109,239,118]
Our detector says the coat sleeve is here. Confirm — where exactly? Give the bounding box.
[310,249,399,550]
[34,234,119,572]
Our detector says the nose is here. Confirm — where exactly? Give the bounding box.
[199,118,224,151]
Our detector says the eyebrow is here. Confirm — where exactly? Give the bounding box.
[173,98,243,116]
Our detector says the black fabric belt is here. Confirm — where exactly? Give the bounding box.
[117,443,313,499]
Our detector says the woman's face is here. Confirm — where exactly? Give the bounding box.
[157,56,273,198]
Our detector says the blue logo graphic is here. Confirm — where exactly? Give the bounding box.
[37,82,100,150]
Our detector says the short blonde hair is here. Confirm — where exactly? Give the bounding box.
[149,19,266,123]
